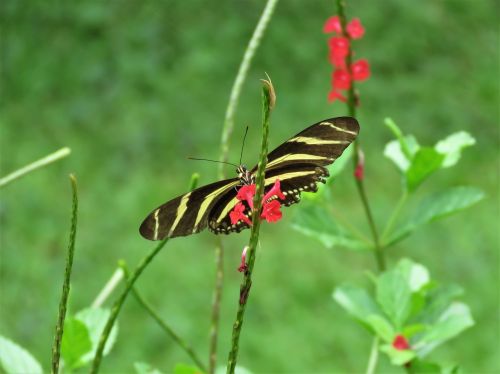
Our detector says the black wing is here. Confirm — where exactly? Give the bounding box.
[140,178,240,240]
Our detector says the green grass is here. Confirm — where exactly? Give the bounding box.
[1,0,498,372]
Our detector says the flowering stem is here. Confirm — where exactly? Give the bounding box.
[90,238,168,374]
[51,174,78,374]
[119,262,207,372]
[226,79,274,374]
[213,1,278,372]
[0,147,71,188]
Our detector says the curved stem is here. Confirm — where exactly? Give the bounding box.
[51,175,78,374]
[90,239,168,374]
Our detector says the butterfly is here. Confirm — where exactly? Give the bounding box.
[139,116,359,240]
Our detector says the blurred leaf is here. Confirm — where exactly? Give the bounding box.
[416,284,464,324]
[76,307,119,363]
[376,270,412,329]
[402,324,427,339]
[365,314,395,342]
[0,335,43,374]
[327,144,354,181]
[388,187,485,245]
[406,147,445,192]
[333,284,381,322]
[384,118,415,160]
[173,363,204,374]
[435,132,475,168]
[380,344,416,366]
[384,135,420,172]
[61,318,92,369]
[135,361,165,374]
[414,303,474,357]
[396,258,430,292]
[216,365,252,374]
[409,359,460,374]
[291,204,368,250]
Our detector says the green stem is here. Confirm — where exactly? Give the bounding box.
[91,268,124,308]
[365,337,379,374]
[213,1,278,372]
[226,79,274,374]
[381,190,408,244]
[90,239,168,374]
[0,147,71,188]
[120,262,207,372]
[51,174,78,374]
[329,206,372,247]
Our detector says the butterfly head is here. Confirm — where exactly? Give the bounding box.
[237,165,254,185]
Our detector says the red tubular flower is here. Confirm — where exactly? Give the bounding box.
[261,200,282,223]
[263,179,285,202]
[351,59,370,81]
[229,202,252,226]
[238,246,248,272]
[328,37,350,60]
[346,18,365,39]
[323,16,342,34]
[392,335,410,350]
[328,90,347,103]
[332,69,351,90]
[236,184,256,209]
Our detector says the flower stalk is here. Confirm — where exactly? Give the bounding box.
[226,78,274,374]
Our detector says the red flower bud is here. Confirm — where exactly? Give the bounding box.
[323,16,342,34]
[238,246,248,272]
[332,69,351,90]
[347,18,365,39]
[392,334,410,350]
[351,59,370,81]
[327,90,347,103]
[354,149,365,181]
[328,37,350,60]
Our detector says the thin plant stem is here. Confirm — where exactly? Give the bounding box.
[381,190,408,244]
[365,337,380,374]
[91,268,124,308]
[0,147,71,188]
[226,78,274,374]
[90,238,168,374]
[212,1,278,371]
[328,206,372,246]
[119,262,207,372]
[51,174,78,374]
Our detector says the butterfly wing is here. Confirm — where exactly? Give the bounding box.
[140,178,240,240]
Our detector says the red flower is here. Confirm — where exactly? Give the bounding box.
[328,37,350,60]
[346,18,365,39]
[332,69,351,90]
[351,59,370,81]
[328,90,347,103]
[260,200,282,223]
[236,184,256,209]
[392,335,410,350]
[264,179,286,202]
[229,202,252,226]
[323,16,342,34]
[238,246,248,272]
[354,149,364,181]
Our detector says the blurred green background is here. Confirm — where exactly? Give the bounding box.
[1,0,498,372]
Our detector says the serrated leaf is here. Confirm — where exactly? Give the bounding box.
[376,270,412,329]
[173,363,204,374]
[388,187,485,245]
[365,314,395,342]
[135,361,165,374]
[61,318,92,369]
[414,302,474,357]
[0,336,43,374]
[435,132,475,168]
[406,147,445,192]
[291,204,368,251]
[380,344,416,366]
[333,284,381,322]
[384,135,420,172]
[75,307,119,364]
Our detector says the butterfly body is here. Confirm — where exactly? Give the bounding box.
[139,117,359,240]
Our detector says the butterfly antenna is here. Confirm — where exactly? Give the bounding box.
[187,157,239,168]
[239,126,249,165]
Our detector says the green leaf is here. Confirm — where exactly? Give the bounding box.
[396,259,430,292]
[76,307,119,364]
[406,147,445,192]
[384,135,420,172]
[365,314,395,342]
[380,344,416,366]
[173,363,204,374]
[215,365,252,374]
[384,118,416,160]
[327,144,354,181]
[435,131,475,168]
[333,284,381,322]
[291,204,368,251]
[414,302,474,357]
[61,318,92,369]
[135,361,165,374]
[416,284,464,324]
[388,187,485,245]
[0,336,43,374]
[409,359,460,374]
[376,270,412,329]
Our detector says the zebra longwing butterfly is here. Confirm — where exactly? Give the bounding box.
[139,116,359,240]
